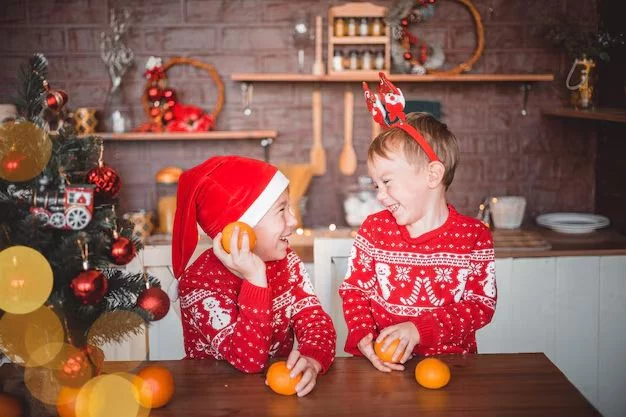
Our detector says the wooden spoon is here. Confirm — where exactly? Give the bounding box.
[310,87,326,175]
[339,90,357,176]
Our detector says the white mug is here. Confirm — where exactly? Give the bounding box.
[490,196,527,229]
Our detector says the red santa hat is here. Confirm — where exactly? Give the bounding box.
[172,156,289,278]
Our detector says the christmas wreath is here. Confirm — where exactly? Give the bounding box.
[137,56,224,133]
[388,0,484,75]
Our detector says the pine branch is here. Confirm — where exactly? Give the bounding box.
[13,53,48,121]
[85,308,148,347]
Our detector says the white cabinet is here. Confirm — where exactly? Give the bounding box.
[313,238,626,417]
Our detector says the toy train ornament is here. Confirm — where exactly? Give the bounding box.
[30,185,95,230]
[6,184,95,230]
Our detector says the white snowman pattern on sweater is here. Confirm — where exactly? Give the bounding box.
[202,296,231,330]
[375,262,395,300]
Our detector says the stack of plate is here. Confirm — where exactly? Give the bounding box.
[536,212,610,234]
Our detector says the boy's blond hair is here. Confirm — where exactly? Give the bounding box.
[367,112,459,189]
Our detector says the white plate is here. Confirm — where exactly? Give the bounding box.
[536,213,610,234]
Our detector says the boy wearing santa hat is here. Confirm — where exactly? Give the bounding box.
[172,156,336,396]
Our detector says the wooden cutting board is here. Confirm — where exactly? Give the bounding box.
[492,229,551,251]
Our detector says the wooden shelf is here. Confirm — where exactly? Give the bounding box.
[330,35,388,45]
[542,108,626,124]
[88,130,278,141]
[231,73,555,83]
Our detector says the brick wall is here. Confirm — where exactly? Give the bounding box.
[0,0,599,228]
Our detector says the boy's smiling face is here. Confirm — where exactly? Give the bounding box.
[253,189,297,262]
[368,150,433,227]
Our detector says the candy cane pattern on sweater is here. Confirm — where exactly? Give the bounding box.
[339,205,496,357]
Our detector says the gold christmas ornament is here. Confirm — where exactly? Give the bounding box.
[0,120,52,182]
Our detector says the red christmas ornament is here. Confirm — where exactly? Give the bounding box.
[137,287,170,321]
[147,86,162,101]
[149,106,161,118]
[401,18,409,27]
[110,235,136,265]
[86,163,121,199]
[70,269,109,305]
[55,349,95,387]
[162,110,174,123]
[403,52,413,60]
[162,88,176,101]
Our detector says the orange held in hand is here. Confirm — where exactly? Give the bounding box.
[266,361,302,396]
[414,357,451,389]
[221,221,256,254]
[133,365,175,408]
[374,338,401,363]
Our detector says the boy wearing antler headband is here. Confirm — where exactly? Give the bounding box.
[339,73,496,372]
[172,156,336,395]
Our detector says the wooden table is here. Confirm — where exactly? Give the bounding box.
[0,353,601,416]
[116,353,598,417]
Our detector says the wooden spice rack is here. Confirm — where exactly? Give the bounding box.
[327,2,390,76]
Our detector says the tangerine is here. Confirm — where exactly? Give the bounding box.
[414,358,451,389]
[221,222,256,253]
[266,361,302,396]
[133,365,175,408]
[374,338,401,363]
[56,386,81,417]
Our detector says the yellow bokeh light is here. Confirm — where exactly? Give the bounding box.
[0,245,53,314]
[0,120,52,182]
[24,365,62,405]
[75,373,149,417]
[0,306,64,366]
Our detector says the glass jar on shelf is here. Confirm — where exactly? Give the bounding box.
[359,18,369,36]
[347,17,357,36]
[374,50,385,70]
[343,176,384,227]
[155,166,183,234]
[362,50,373,71]
[371,17,384,36]
[334,17,346,37]
[333,50,345,72]
[348,50,359,71]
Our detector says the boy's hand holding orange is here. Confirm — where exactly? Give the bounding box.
[376,322,420,364]
[357,333,404,373]
[214,221,266,287]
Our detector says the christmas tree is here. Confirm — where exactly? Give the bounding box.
[0,54,169,396]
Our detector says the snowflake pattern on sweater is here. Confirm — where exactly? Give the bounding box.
[178,247,336,373]
[339,205,496,357]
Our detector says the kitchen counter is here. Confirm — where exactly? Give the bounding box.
[143,227,626,263]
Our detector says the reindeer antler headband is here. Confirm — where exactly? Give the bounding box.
[363,72,439,162]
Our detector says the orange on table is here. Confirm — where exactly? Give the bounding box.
[133,365,175,408]
[414,357,451,389]
[0,393,23,417]
[266,361,302,396]
[221,221,256,253]
[374,338,401,363]
[56,386,81,417]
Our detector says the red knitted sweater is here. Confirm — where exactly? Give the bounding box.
[178,247,336,373]
[339,205,496,356]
